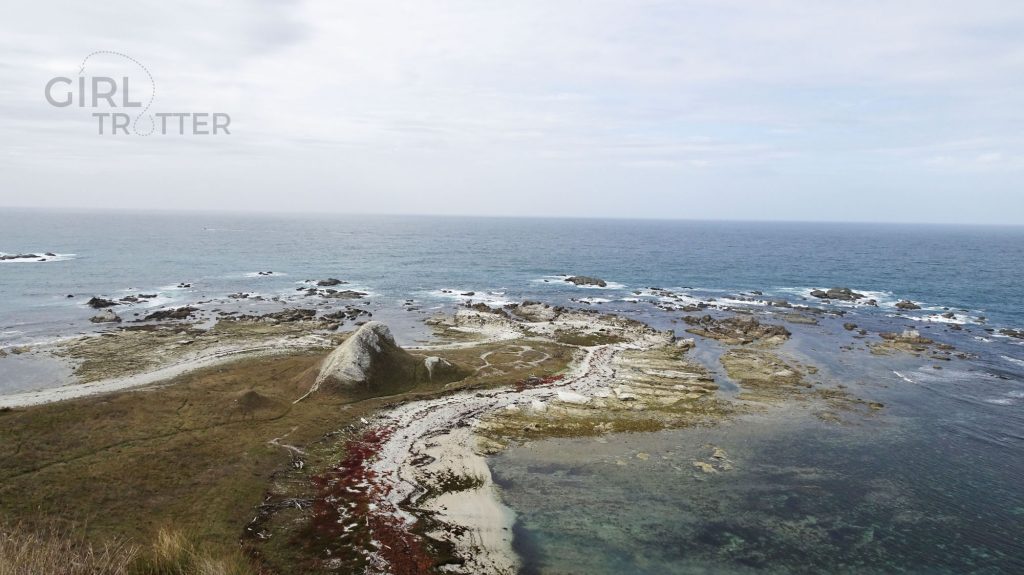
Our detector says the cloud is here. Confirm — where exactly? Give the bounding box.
[0,0,1023,223]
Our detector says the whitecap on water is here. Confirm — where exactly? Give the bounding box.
[575,297,611,304]
[0,252,76,263]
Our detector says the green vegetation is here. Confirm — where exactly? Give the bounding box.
[0,335,574,573]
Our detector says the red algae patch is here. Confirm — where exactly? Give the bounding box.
[308,426,435,574]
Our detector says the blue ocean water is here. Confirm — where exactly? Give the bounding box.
[2,208,1023,573]
[2,208,1023,341]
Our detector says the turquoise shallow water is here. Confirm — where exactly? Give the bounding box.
[494,409,1024,574]
[1,208,1023,571]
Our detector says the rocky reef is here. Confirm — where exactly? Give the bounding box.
[683,314,791,345]
[564,275,608,287]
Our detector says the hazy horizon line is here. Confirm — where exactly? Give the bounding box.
[2,203,1022,229]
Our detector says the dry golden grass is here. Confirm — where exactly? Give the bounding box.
[0,523,257,575]
[0,523,137,575]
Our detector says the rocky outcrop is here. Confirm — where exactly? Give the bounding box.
[879,329,932,345]
[810,287,865,301]
[316,278,346,287]
[143,306,197,321]
[424,356,463,382]
[895,300,921,310]
[683,315,790,345]
[302,322,466,400]
[509,301,559,322]
[0,253,41,261]
[306,288,366,299]
[86,297,119,309]
[90,310,122,324]
[564,276,607,287]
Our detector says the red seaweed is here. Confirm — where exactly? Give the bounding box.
[307,426,435,574]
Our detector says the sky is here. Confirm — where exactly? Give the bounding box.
[1,0,1023,224]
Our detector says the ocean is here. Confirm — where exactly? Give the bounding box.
[2,208,1023,573]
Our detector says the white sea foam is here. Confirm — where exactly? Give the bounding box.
[895,312,986,326]
[715,296,770,308]
[427,289,514,307]
[984,389,1024,405]
[244,271,287,278]
[893,371,916,384]
[0,252,76,263]
[1002,355,1024,368]
[575,297,611,304]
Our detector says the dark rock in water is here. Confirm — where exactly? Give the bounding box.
[941,312,956,319]
[86,297,119,309]
[895,300,921,310]
[257,271,274,276]
[176,283,192,289]
[90,310,122,324]
[319,289,367,300]
[317,278,346,287]
[768,299,791,308]
[45,252,57,257]
[461,291,476,296]
[228,292,250,299]
[564,275,608,287]
[66,294,74,298]
[750,290,763,296]
[811,287,865,301]
[843,322,858,331]
[138,293,157,299]
[1000,328,1024,339]
[864,299,878,306]
[143,306,197,321]
[0,253,41,261]
[950,324,963,331]
[302,321,468,399]
[323,307,370,322]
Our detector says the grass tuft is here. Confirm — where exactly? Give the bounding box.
[0,524,259,575]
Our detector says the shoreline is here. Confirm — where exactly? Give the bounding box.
[0,335,330,409]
